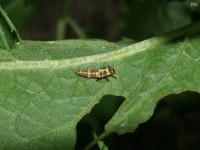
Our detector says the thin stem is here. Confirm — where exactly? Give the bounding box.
[67,17,87,38]
[56,18,67,40]
[56,0,68,40]
[83,132,110,150]
[56,0,86,40]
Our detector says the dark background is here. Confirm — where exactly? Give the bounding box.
[1,0,200,149]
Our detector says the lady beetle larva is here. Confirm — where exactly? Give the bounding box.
[76,66,116,81]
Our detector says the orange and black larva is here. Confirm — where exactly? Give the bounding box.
[76,66,116,81]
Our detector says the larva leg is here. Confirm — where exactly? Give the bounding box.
[96,78,101,81]
[105,77,110,82]
[111,75,117,79]
[96,77,110,82]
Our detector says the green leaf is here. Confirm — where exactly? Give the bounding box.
[105,36,200,133]
[0,5,20,49]
[0,11,200,150]
[0,39,119,150]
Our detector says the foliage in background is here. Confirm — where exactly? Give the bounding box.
[121,0,192,40]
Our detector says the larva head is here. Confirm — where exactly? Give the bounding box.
[108,66,115,74]
[76,69,81,74]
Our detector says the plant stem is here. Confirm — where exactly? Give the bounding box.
[83,132,110,150]
[68,17,87,38]
[56,0,68,40]
[56,0,86,40]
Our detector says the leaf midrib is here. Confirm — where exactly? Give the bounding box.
[0,21,200,70]
[0,37,188,70]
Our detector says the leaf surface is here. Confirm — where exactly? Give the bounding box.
[0,39,119,150]
[0,34,199,150]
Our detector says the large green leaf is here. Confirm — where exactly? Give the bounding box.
[105,34,200,133]
[0,6,200,150]
[0,39,119,150]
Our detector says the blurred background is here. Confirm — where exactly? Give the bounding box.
[1,0,200,41]
[1,0,200,149]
